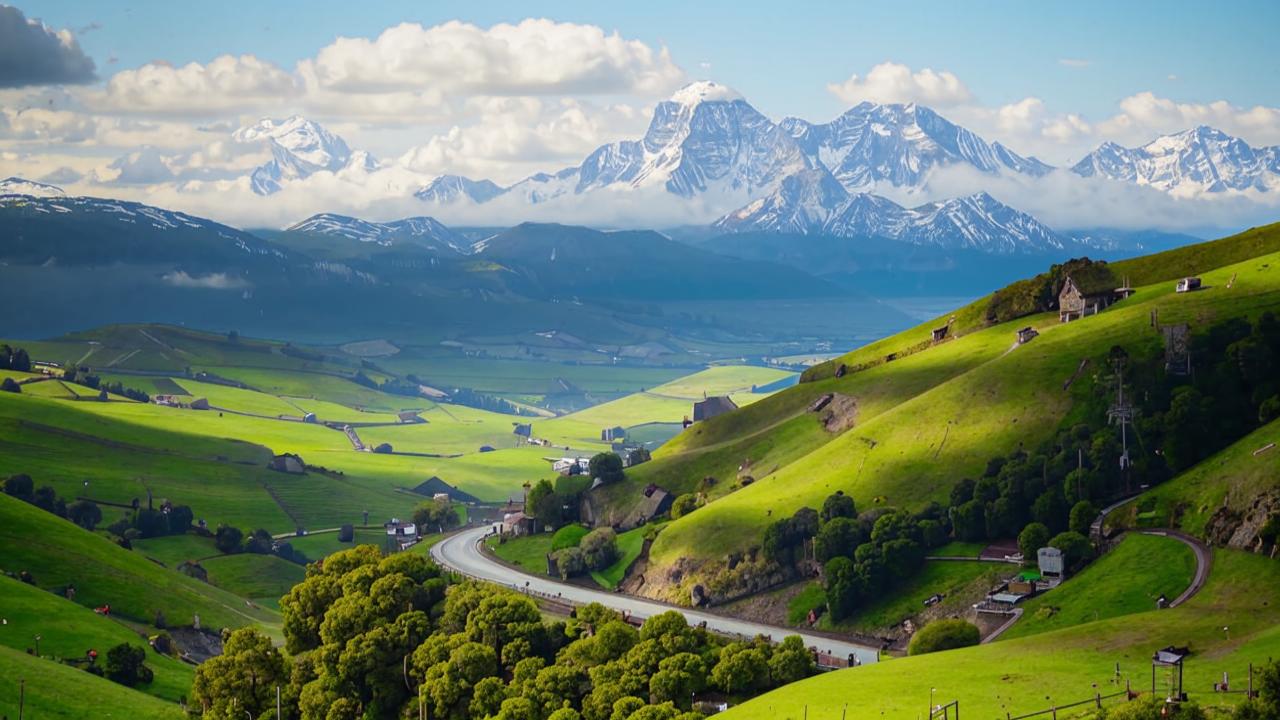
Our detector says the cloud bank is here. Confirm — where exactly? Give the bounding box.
[0,5,96,88]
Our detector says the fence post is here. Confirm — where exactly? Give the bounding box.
[1095,690,1101,708]
[1249,663,1254,699]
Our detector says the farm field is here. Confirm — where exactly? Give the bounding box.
[1001,532,1197,640]
[202,553,307,608]
[132,534,221,566]
[0,575,195,703]
[722,549,1280,720]
[487,532,554,575]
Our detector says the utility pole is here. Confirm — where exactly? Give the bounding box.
[18,678,25,720]
[1107,354,1135,494]
[276,685,281,720]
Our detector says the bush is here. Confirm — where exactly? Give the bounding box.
[214,524,243,554]
[1,377,20,393]
[580,527,618,571]
[67,500,103,531]
[105,643,152,687]
[1018,522,1051,565]
[551,524,590,551]
[588,453,625,484]
[907,619,980,656]
[1048,531,1094,568]
[554,547,585,579]
[670,493,700,519]
[413,499,460,534]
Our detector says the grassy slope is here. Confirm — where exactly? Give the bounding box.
[202,553,306,605]
[0,494,279,632]
[0,645,183,720]
[0,575,194,703]
[1123,417,1280,537]
[487,533,554,575]
[591,525,649,589]
[1001,533,1196,640]
[643,245,1280,595]
[722,549,1280,720]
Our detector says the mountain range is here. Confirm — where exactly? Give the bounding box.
[235,116,377,195]
[1071,125,1280,194]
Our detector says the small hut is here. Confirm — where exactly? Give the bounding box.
[931,326,949,343]
[1176,277,1202,293]
[1016,327,1039,345]
[692,396,738,422]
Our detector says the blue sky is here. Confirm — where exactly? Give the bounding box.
[15,0,1280,123]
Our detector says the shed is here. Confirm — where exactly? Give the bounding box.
[501,511,537,537]
[622,446,651,468]
[513,423,532,438]
[397,410,424,424]
[268,453,305,474]
[600,426,627,442]
[1059,271,1117,322]
[635,484,674,522]
[383,518,417,546]
[1016,327,1039,344]
[692,396,738,422]
[931,326,949,343]
[190,397,210,410]
[1037,546,1065,578]
[1176,277,1201,293]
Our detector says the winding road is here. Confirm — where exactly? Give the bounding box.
[431,525,880,666]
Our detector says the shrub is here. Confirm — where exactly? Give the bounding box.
[1,377,20,393]
[670,493,700,519]
[554,547,585,579]
[907,619,980,656]
[580,527,618,571]
[551,524,590,551]
[105,643,152,687]
[1048,531,1094,568]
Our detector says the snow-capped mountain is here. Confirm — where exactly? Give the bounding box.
[414,175,506,204]
[1072,126,1280,193]
[715,169,1068,253]
[284,213,468,254]
[235,116,377,196]
[780,102,1051,192]
[0,177,67,198]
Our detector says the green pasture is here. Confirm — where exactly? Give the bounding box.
[0,645,184,720]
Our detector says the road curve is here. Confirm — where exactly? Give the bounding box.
[1138,530,1212,607]
[431,525,880,666]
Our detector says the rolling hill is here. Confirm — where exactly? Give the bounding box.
[595,221,1280,603]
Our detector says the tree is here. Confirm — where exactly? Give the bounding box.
[0,377,19,393]
[244,528,273,554]
[880,538,924,583]
[580,527,618,571]
[820,491,856,522]
[589,453,626,484]
[168,505,193,535]
[2,473,34,502]
[1068,500,1097,536]
[214,524,243,554]
[555,547,586,579]
[670,494,700,519]
[134,508,169,538]
[414,498,461,533]
[1018,522,1051,564]
[105,643,152,687]
[528,479,564,526]
[949,478,976,507]
[1031,489,1069,533]
[10,348,31,372]
[191,628,289,719]
[710,643,770,694]
[649,652,706,708]
[767,636,814,686]
[813,516,864,562]
[1048,531,1093,568]
[951,499,987,542]
[907,619,980,656]
[67,499,102,530]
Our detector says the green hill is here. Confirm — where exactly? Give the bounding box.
[719,548,1280,719]
[602,222,1280,602]
[0,494,279,633]
[0,575,194,703]
[0,645,183,720]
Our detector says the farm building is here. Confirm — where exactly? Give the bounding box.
[384,518,417,549]
[397,410,424,424]
[635,484,674,523]
[552,457,591,475]
[692,396,738,422]
[621,446,652,468]
[513,423,532,438]
[1058,274,1117,322]
[1038,546,1066,583]
[267,453,306,474]
[501,511,537,537]
[1176,276,1202,293]
[153,394,181,407]
[1016,327,1039,344]
[410,476,480,503]
[190,397,209,410]
[601,426,627,442]
[931,325,949,342]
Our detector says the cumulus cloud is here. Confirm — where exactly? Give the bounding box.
[827,61,971,107]
[105,147,174,184]
[0,5,96,88]
[161,271,248,289]
[302,19,685,97]
[95,54,301,115]
[39,165,82,184]
[1097,92,1280,146]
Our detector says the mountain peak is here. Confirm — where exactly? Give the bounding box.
[0,177,67,198]
[235,116,373,195]
[668,80,744,106]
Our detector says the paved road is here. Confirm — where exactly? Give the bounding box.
[431,525,880,666]
[1138,529,1213,607]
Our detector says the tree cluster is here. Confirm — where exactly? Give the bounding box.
[553,527,619,580]
[0,344,32,372]
[193,544,818,720]
[413,498,462,534]
[3,473,106,531]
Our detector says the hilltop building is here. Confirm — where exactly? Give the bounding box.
[692,396,738,422]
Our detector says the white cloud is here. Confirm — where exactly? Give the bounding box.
[94,55,301,115]
[827,61,972,107]
[161,271,248,290]
[1097,91,1280,146]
